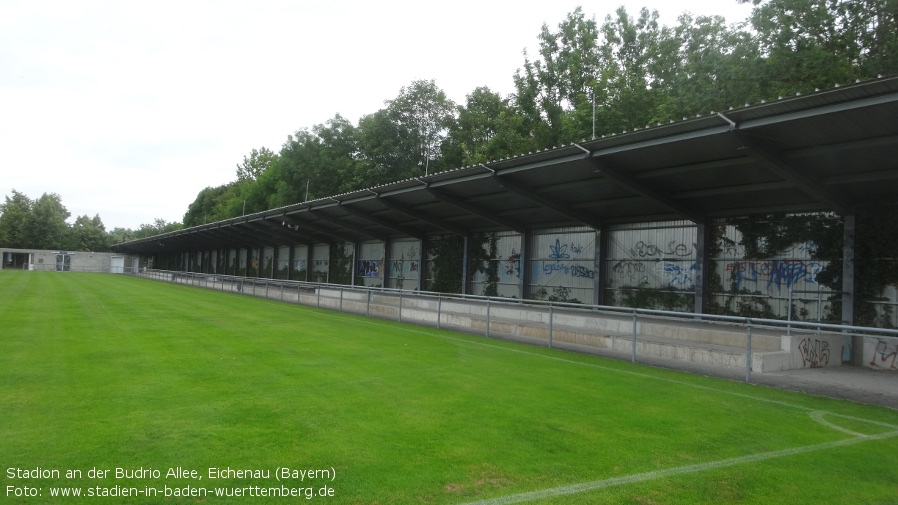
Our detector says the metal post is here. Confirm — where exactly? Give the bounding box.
[745,319,753,382]
[548,304,554,348]
[366,287,371,317]
[437,295,442,329]
[486,299,491,338]
[340,287,344,312]
[787,286,793,336]
[631,310,638,363]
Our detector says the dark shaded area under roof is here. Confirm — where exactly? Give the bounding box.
[115,76,898,255]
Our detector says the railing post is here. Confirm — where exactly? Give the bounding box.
[437,295,442,329]
[340,287,344,312]
[486,298,491,338]
[366,287,371,317]
[745,319,753,383]
[548,304,554,348]
[631,310,638,363]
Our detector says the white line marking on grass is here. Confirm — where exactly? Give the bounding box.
[458,427,898,505]
[311,311,898,504]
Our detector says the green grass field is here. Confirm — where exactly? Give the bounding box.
[2,271,897,504]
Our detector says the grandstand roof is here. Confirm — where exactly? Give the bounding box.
[116,76,898,254]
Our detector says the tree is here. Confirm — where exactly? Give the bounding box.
[357,80,456,184]
[738,0,898,96]
[70,214,108,252]
[596,7,669,133]
[236,147,278,182]
[387,79,456,175]
[183,184,235,227]
[24,193,71,250]
[442,87,530,167]
[133,218,182,239]
[652,14,763,121]
[0,190,33,248]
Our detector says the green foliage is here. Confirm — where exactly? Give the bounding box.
[470,232,500,296]
[426,235,464,293]
[854,203,898,326]
[235,146,277,182]
[532,286,583,304]
[442,87,530,167]
[69,214,108,252]
[328,241,353,286]
[0,189,33,248]
[23,193,70,250]
[617,281,693,311]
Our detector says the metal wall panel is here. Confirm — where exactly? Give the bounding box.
[388,239,421,290]
[357,241,384,287]
[292,245,308,281]
[470,231,521,298]
[604,220,697,298]
[713,224,836,321]
[527,227,597,303]
[262,246,275,278]
[312,244,329,283]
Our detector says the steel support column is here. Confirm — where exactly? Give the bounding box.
[694,221,711,314]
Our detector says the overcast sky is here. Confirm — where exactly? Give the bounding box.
[1,0,754,230]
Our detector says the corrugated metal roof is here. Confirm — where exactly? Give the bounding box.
[116,76,898,254]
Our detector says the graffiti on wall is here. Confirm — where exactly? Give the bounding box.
[629,240,692,258]
[389,245,420,289]
[870,339,898,371]
[357,260,381,278]
[726,260,823,291]
[536,238,595,281]
[797,338,830,368]
[612,260,647,284]
[656,262,696,289]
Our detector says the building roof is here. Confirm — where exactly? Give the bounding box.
[115,76,898,254]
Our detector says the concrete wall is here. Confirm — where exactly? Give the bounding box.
[138,270,898,374]
[1,249,140,273]
[863,336,898,371]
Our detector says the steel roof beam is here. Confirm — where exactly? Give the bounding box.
[308,209,389,242]
[732,130,849,214]
[491,172,602,230]
[281,214,353,243]
[427,188,526,233]
[254,219,313,246]
[377,197,469,236]
[586,157,707,225]
[339,205,425,240]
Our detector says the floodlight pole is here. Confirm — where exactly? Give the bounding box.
[592,87,596,140]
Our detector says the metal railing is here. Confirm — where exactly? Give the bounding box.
[135,269,898,382]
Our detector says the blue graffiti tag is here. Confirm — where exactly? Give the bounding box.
[726,260,823,291]
[549,239,570,260]
[656,262,696,288]
[543,262,570,275]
